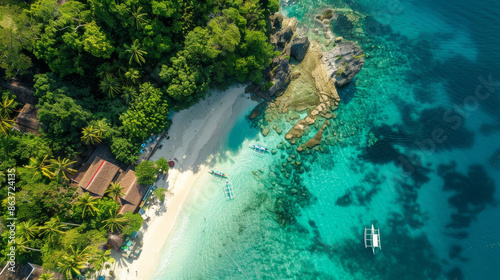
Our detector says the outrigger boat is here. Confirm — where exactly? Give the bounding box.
[224,180,235,200]
[208,169,228,179]
[249,142,268,153]
[364,224,381,255]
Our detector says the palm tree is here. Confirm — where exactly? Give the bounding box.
[128,6,148,29]
[97,62,113,79]
[121,86,137,104]
[92,249,115,271]
[50,157,77,181]
[39,217,65,243]
[81,125,102,146]
[0,114,14,135]
[94,119,110,137]
[124,68,141,85]
[39,272,55,280]
[99,73,122,98]
[102,210,127,233]
[74,192,99,218]
[0,96,15,117]
[105,182,125,202]
[16,237,42,253]
[110,60,127,77]
[58,246,89,279]
[24,155,54,180]
[124,39,147,65]
[17,220,39,241]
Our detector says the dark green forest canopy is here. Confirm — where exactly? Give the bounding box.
[0,0,279,275]
[1,0,279,158]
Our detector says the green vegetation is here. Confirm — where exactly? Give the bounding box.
[0,91,16,134]
[156,157,170,174]
[105,182,126,203]
[0,128,144,277]
[135,158,170,186]
[0,0,279,276]
[262,81,275,90]
[136,160,159,185]
[1,0,279,160]
[153,188,167,202]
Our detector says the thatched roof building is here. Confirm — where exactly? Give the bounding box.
[0,263,63,280]
[0,80,37,105]
[88,144,128,169]
[71,145,147,211]
[77,156,120,197]
[14,103,41,135]
[26,263,64,280]
[118,169,147,214]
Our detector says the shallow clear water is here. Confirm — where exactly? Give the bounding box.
[152,0,500,279]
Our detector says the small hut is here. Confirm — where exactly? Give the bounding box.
[0,263,64,280]
[107,233,124,251]
[26,263,64,280]
[14,104,41,135]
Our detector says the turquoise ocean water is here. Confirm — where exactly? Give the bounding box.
[152,0,500,279]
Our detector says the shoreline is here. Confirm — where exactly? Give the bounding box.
[112,85,258,280]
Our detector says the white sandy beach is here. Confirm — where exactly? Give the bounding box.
[112,85,258,280]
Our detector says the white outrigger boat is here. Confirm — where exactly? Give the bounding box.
[224,180,235,200]
[249,142,268,153]
[208,169,228,179]
[364,224,381,254]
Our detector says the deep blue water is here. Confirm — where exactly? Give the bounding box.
[152,0,500,279]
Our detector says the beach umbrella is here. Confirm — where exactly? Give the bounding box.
[168,161,175,167]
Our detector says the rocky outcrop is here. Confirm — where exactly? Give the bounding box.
[269,13,283,33]
[266,56,291,97]
[323,41,365,87]
[283,43,340,142]
[247,13,295,100]
[271,26,293,50]
[270,15,298,54]
[290,36,310,61]
[246,55,291,100]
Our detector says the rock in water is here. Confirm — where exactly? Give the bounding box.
[323,41,365,87]
[305,121,329,149]
[290,36,310,61]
